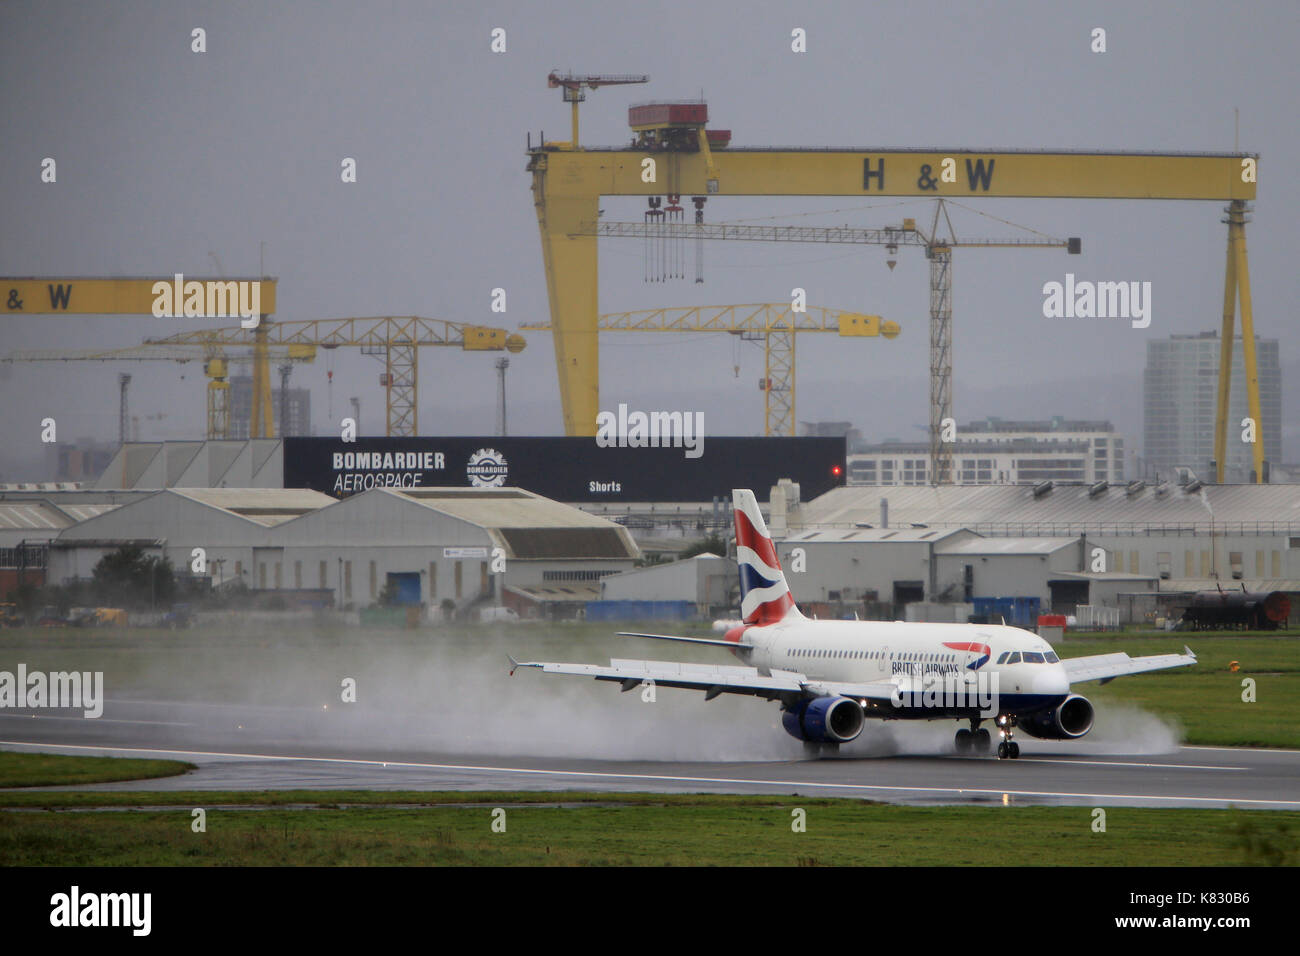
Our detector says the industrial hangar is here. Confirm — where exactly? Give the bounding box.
[7,439,1300,628]
[7,485,638,619]
[773,481,1300,626]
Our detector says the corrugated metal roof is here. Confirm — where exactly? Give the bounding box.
[388,488,638,559]
[498,527,633,559]
[939,536,1076,555]
[168,488,335,525]
[797,483,1300,534]
[393,487,615,529]
[0,502,73,530]
[0,482,83,491]
[506,583,601,602]
[52,503,121,522]
[785,527,965,543]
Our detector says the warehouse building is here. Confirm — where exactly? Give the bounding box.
[593,552,736,619]
[774,527,974,615]
[44,485,638,618]
[0,488,154,596]
[932,536,1083,606]
[269,486,638,616]
[775,481,1300,623]
[48,488,335,585]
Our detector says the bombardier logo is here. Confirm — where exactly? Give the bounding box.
[467,448,508,488]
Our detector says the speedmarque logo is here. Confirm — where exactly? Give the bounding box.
[50,886,151,936]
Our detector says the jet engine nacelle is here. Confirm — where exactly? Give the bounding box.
[1016,694,1095,739]
[781,696,865,744]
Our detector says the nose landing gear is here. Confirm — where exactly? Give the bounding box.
[995,715,1020,759]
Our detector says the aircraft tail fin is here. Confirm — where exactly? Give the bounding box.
[732,488,803,626]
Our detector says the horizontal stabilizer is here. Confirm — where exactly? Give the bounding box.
[617,631,753,649]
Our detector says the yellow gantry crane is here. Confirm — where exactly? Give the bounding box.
[2,342,314,440]
[148,316,526,437]
[522,304,900,436]
[1214,201,1264,483]
[527,78,1261,480]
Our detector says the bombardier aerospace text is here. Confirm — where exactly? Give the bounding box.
[512,489,1196,758]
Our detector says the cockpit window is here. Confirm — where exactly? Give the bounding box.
[1022,652,1045,664]
[996,652,1010,664]
[1044,651,1060,664]
[1005,652,1021,664]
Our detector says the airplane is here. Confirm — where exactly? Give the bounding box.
[510,488,1196,759]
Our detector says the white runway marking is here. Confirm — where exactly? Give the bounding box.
[1014,757,1242,771]
[0,715,193,727]
[3,740,1296,808]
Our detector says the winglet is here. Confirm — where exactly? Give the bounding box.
[1184,645,1196,661]
[507,654,520,676]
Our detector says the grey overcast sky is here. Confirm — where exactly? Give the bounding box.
[2,0,1297,478]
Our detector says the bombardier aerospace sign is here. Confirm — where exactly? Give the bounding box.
[331,450,446,492]
[286,437,846,503]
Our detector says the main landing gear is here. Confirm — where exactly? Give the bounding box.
[954,719,992,755]
[995,715,1020,759]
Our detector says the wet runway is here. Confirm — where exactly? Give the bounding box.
[3,697,1299,809]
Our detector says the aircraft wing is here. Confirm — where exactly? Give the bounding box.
[1061,646,1197,685]
[509,656,900,703]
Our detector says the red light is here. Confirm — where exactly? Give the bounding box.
[831,465,842,477]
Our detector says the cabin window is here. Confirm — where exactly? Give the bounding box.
[996,652,1009,664]
[1044,651,1060,663]
[1006,652,1021,664]
[1023,652,1045,664]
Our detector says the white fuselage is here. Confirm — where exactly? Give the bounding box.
[735,618,1071,714]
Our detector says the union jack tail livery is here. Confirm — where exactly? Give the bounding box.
[733,488,803,626]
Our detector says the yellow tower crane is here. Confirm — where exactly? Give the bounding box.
[546,72,648,148]
[522,304,900,436]
[1,342,314,440]
[147,316,526,437]
[0,274,280,435]
[526,78,1260,480]
[582,202,1076,481]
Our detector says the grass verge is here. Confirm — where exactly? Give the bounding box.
[0,792,1295,865]
[1058,633,1300,748]
[0,751,194,788]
